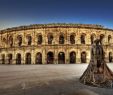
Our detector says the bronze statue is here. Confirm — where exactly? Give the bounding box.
[80,39,113,88]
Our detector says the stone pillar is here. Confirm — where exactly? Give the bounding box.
[42,49,46,64]
[87,34,91,45]
[12,51,16,65]
[23,32,27,46]
[23,51,26,64]
[87,51,90,63]
[76,50,81,63]
[55,33,59,45]
[31,50,35,64]
[105,50,109,63]
[43,33,47,45]
[32,30,36,46]
[54,49,58,64]
[66,34,69,44]
[5,54,8,64]
[76,34,80,44]
[65,48,69,64]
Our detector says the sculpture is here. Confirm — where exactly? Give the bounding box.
[80,39,113,88]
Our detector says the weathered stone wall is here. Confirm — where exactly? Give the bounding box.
[0,24,113,64]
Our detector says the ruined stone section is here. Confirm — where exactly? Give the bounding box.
[80,39,113,88]
[0,23,113,64]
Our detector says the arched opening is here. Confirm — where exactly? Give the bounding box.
[47,52,54,64]
[48,34,53,44]
[3,38,7,43]
[2,38,7,47]
[70,51,76,64]
[59,34,64,44]
[9,36,13,47]
[1,54,5,64]
[27,35,32,45]
[70,35,75,44]
[25,53,31,64]
[58,52,65,64]
[17,35,22,46]
[16,53,21,64]
[109,52,112,63]
[8,54,12,64]
[35,52,42,64]
[108,35,111,44]
[91,34,95,44]
[81,52,86,63]
[81,34,85,44]
[100,34,104,44]
[37,35,42,44]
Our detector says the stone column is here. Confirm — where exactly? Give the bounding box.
[76,34,80,44]
[76,50,81,63]
[65,48,69,64]
[22,50,26,64]
[87,51,90,63]
[32,30,36,46]
[23,32,26,46]
[87,34,91,45]
[12,51,16,65]
[5,54,8,64]
[54,49,57,64]
[31,50,35,64]
[42,49,46,64]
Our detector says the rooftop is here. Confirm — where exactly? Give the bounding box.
[0,23,112,33]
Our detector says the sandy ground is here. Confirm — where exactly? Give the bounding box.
[0,64,113,95]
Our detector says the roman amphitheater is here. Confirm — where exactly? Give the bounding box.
[0,23,113,64]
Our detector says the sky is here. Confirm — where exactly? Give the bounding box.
[0,0,113,29]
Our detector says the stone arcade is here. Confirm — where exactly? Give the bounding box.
[0,23,113,64]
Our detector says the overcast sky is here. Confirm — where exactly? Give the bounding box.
[0,0,113,29]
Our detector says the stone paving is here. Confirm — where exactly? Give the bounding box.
[0,64,113,95]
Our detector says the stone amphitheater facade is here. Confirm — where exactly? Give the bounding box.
[0,23,113,64]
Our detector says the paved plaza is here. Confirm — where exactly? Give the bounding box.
[0,64,113,95]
